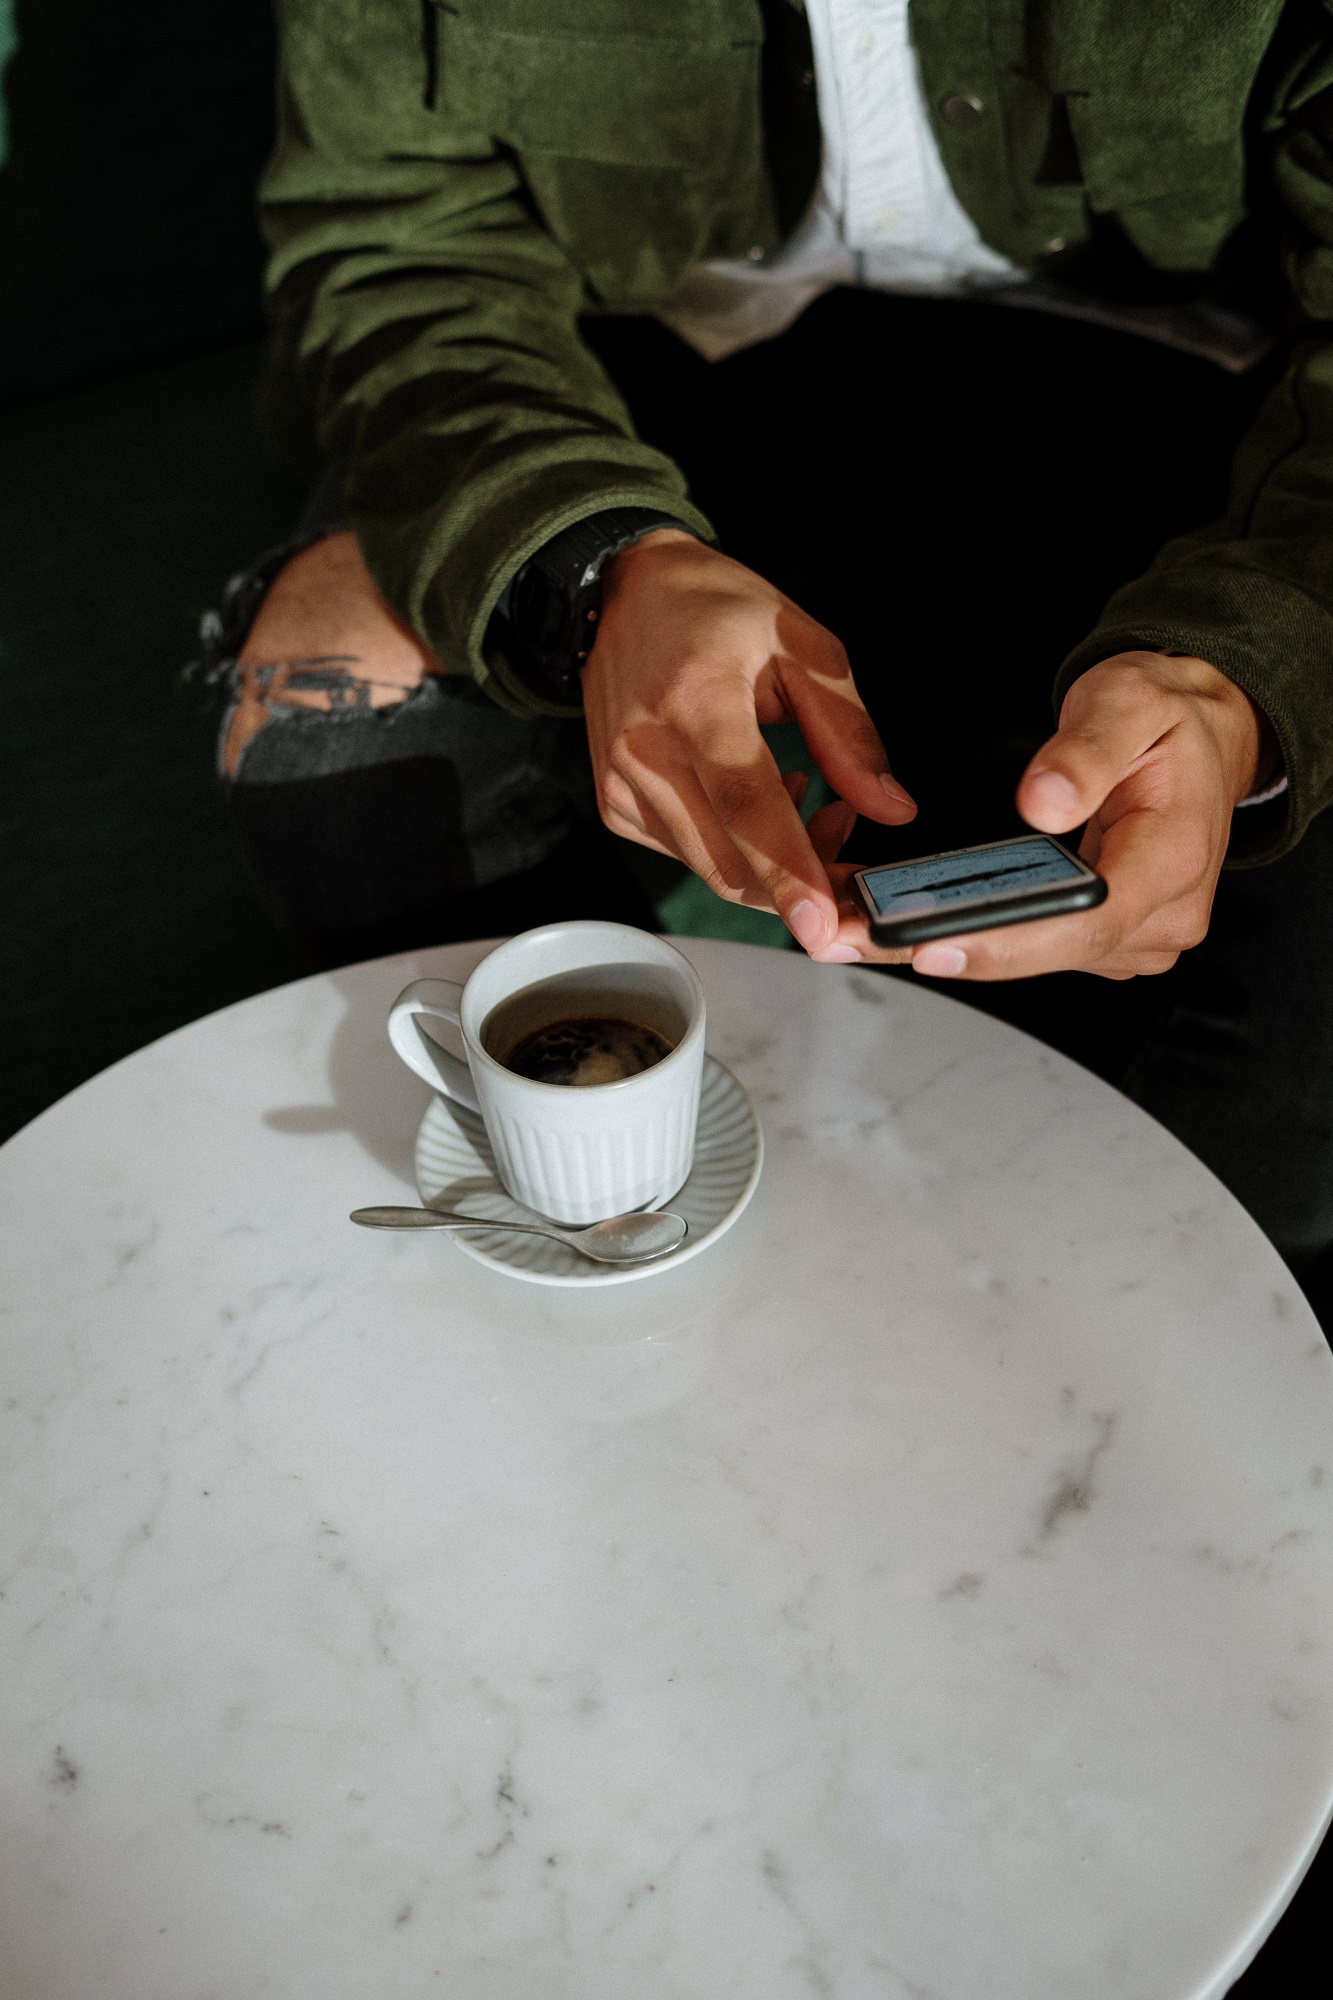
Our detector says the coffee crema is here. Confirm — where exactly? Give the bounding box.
[501,1015,673,1087]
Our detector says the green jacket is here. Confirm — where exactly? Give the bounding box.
[259,0,1333,861]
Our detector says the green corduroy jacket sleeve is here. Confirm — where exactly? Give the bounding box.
[1053,22,1333,864]
[258,0,734,718]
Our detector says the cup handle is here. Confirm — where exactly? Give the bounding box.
[387,979,481,1112]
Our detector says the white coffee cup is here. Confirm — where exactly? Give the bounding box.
[387,922,705,1226]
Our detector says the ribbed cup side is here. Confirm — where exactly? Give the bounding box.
[487,1079,701,1225]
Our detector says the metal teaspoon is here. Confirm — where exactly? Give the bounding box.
[349,1204,688,1265]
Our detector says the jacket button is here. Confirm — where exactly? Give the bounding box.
[942,92,985,128]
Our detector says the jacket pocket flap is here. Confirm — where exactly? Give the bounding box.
[433,3,762,169]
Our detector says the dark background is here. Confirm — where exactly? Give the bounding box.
[0,4,1328,1988]
[0,0,302,1142]
[0,0,276,393]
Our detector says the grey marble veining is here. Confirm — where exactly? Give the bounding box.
[1,940,1332,1999]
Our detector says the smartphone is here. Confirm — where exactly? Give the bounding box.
[852,833,1107,948]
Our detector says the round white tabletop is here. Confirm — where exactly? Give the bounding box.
[2,938,1332,2000]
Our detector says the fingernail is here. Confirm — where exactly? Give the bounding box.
[788,898,831,953]
[786,770,810,806]
[879,772,914,806]
[913,944,967,978]
[814,943,861,963]
[1026,770,1080,821]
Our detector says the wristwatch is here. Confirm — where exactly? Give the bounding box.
[487,507,696,703]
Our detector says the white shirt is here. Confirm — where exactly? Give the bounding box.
[658,0,1018,362]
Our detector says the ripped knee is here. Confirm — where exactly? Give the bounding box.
[220,655,417,779]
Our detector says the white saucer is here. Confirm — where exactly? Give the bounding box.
[413,1054,762,1287]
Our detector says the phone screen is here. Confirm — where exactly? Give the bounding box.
[859,836,1086,922]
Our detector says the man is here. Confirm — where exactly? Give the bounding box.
[206,0,1333,1306]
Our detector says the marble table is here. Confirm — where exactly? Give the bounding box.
[3,938,1333,2000]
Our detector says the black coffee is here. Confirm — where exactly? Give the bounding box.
[502,1015,673,1087]
[482,963,687,1085]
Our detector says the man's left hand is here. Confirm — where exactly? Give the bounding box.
[817,651,1273,981]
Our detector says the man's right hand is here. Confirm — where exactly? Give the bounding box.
[581,532,917,959]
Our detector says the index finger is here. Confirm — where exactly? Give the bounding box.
[690,701,844,955]
[769,613,917,828]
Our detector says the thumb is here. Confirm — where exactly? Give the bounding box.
[1019,667,1165,833]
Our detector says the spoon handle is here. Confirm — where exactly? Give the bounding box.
[350,1206,560,1240]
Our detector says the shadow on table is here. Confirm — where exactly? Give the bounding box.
[259,947,493,1190]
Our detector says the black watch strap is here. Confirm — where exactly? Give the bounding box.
[487,507,696,703]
